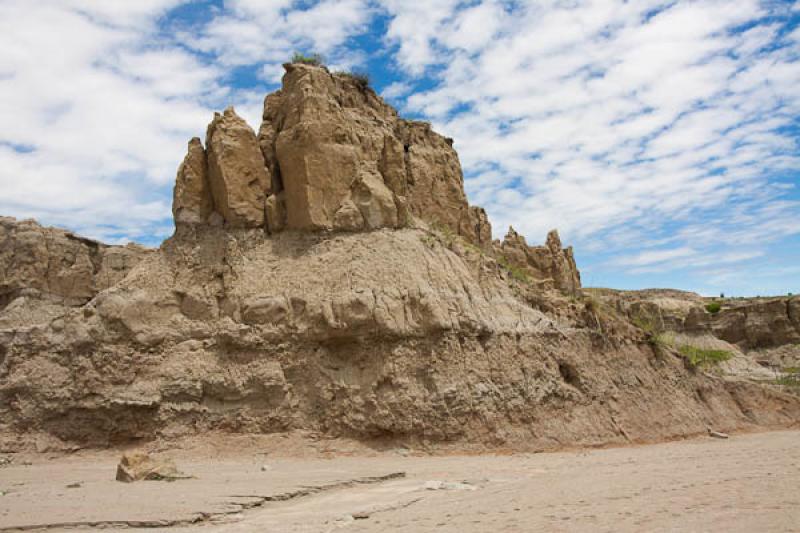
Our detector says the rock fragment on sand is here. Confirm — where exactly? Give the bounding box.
[709,430,729,439]
[115,453,185,483]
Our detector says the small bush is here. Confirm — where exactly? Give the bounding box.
[497,256,530,283]
[458,240,485,258]
[420,232,437,249]
[775,376,800,387]
[434,223,456,248]
[343,71,370,90]
[632,315,672,350]
[705,302,722,314]
[678,345,732,368]
[291,52,325,66]
[776,366,800,387]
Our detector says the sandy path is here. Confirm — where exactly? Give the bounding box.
[1,431,798,532]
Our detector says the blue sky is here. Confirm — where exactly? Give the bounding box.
[0,1,798,296]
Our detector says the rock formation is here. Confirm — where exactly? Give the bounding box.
[0,63,797,451]
[591,288,800,382]
[171,64,495,250]
[685,297,800,350]
[497,227,581,294]
[0,217,148,312]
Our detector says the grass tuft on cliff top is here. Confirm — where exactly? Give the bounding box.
[291,52,325,66]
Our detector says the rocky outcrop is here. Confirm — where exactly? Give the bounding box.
[0,217,149,310]
[591,289,800,376]
[496,227,581,294]
[173,108,272,229]
[171,63,493,248]
[257,64,486,243]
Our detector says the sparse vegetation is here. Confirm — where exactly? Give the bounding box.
[705,302,722,314]
[678,345,733,368]
[461,240,485,257]
[420,223,457,250]
[497,255,530,283]
[291,52,325,66]
[584,296,599,315]
[631,315,732,368]
[776,367,800,388]
[420,233,437,249]
[632,316,666,344]
[433,223,457,248]
[337,70,370,90]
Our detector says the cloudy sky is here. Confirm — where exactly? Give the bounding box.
[1,0,798,296]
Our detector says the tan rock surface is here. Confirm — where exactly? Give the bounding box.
[589,288,800,387]
[1,224,797,449]
[206,107,270,228]
[172,137,213,226]
[596,289,800,351]
[0,216,149,310]
[256,64,488,245]
[115,452,181,482]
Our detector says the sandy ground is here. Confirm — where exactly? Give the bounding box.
[1,430,799,532]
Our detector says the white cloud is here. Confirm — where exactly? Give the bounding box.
[381,81,413,100]
[383,0,800,285]
[0,0,374,242]
[0,0,221,241]
[379,0,461,75]
[185,0,373,77]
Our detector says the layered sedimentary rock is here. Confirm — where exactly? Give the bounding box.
[1,63,797,451]
[595,289,800,352]
[590,289,800,380]
[685,297,800,350]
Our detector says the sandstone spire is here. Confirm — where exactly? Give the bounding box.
[205,107,271,228]
[172,137,212,226]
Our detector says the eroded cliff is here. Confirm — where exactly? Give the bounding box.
[0,64,797,451]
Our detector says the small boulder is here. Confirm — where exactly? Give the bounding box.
[115,453,183,483]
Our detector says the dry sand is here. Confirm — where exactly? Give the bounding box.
[1,430,798,532]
